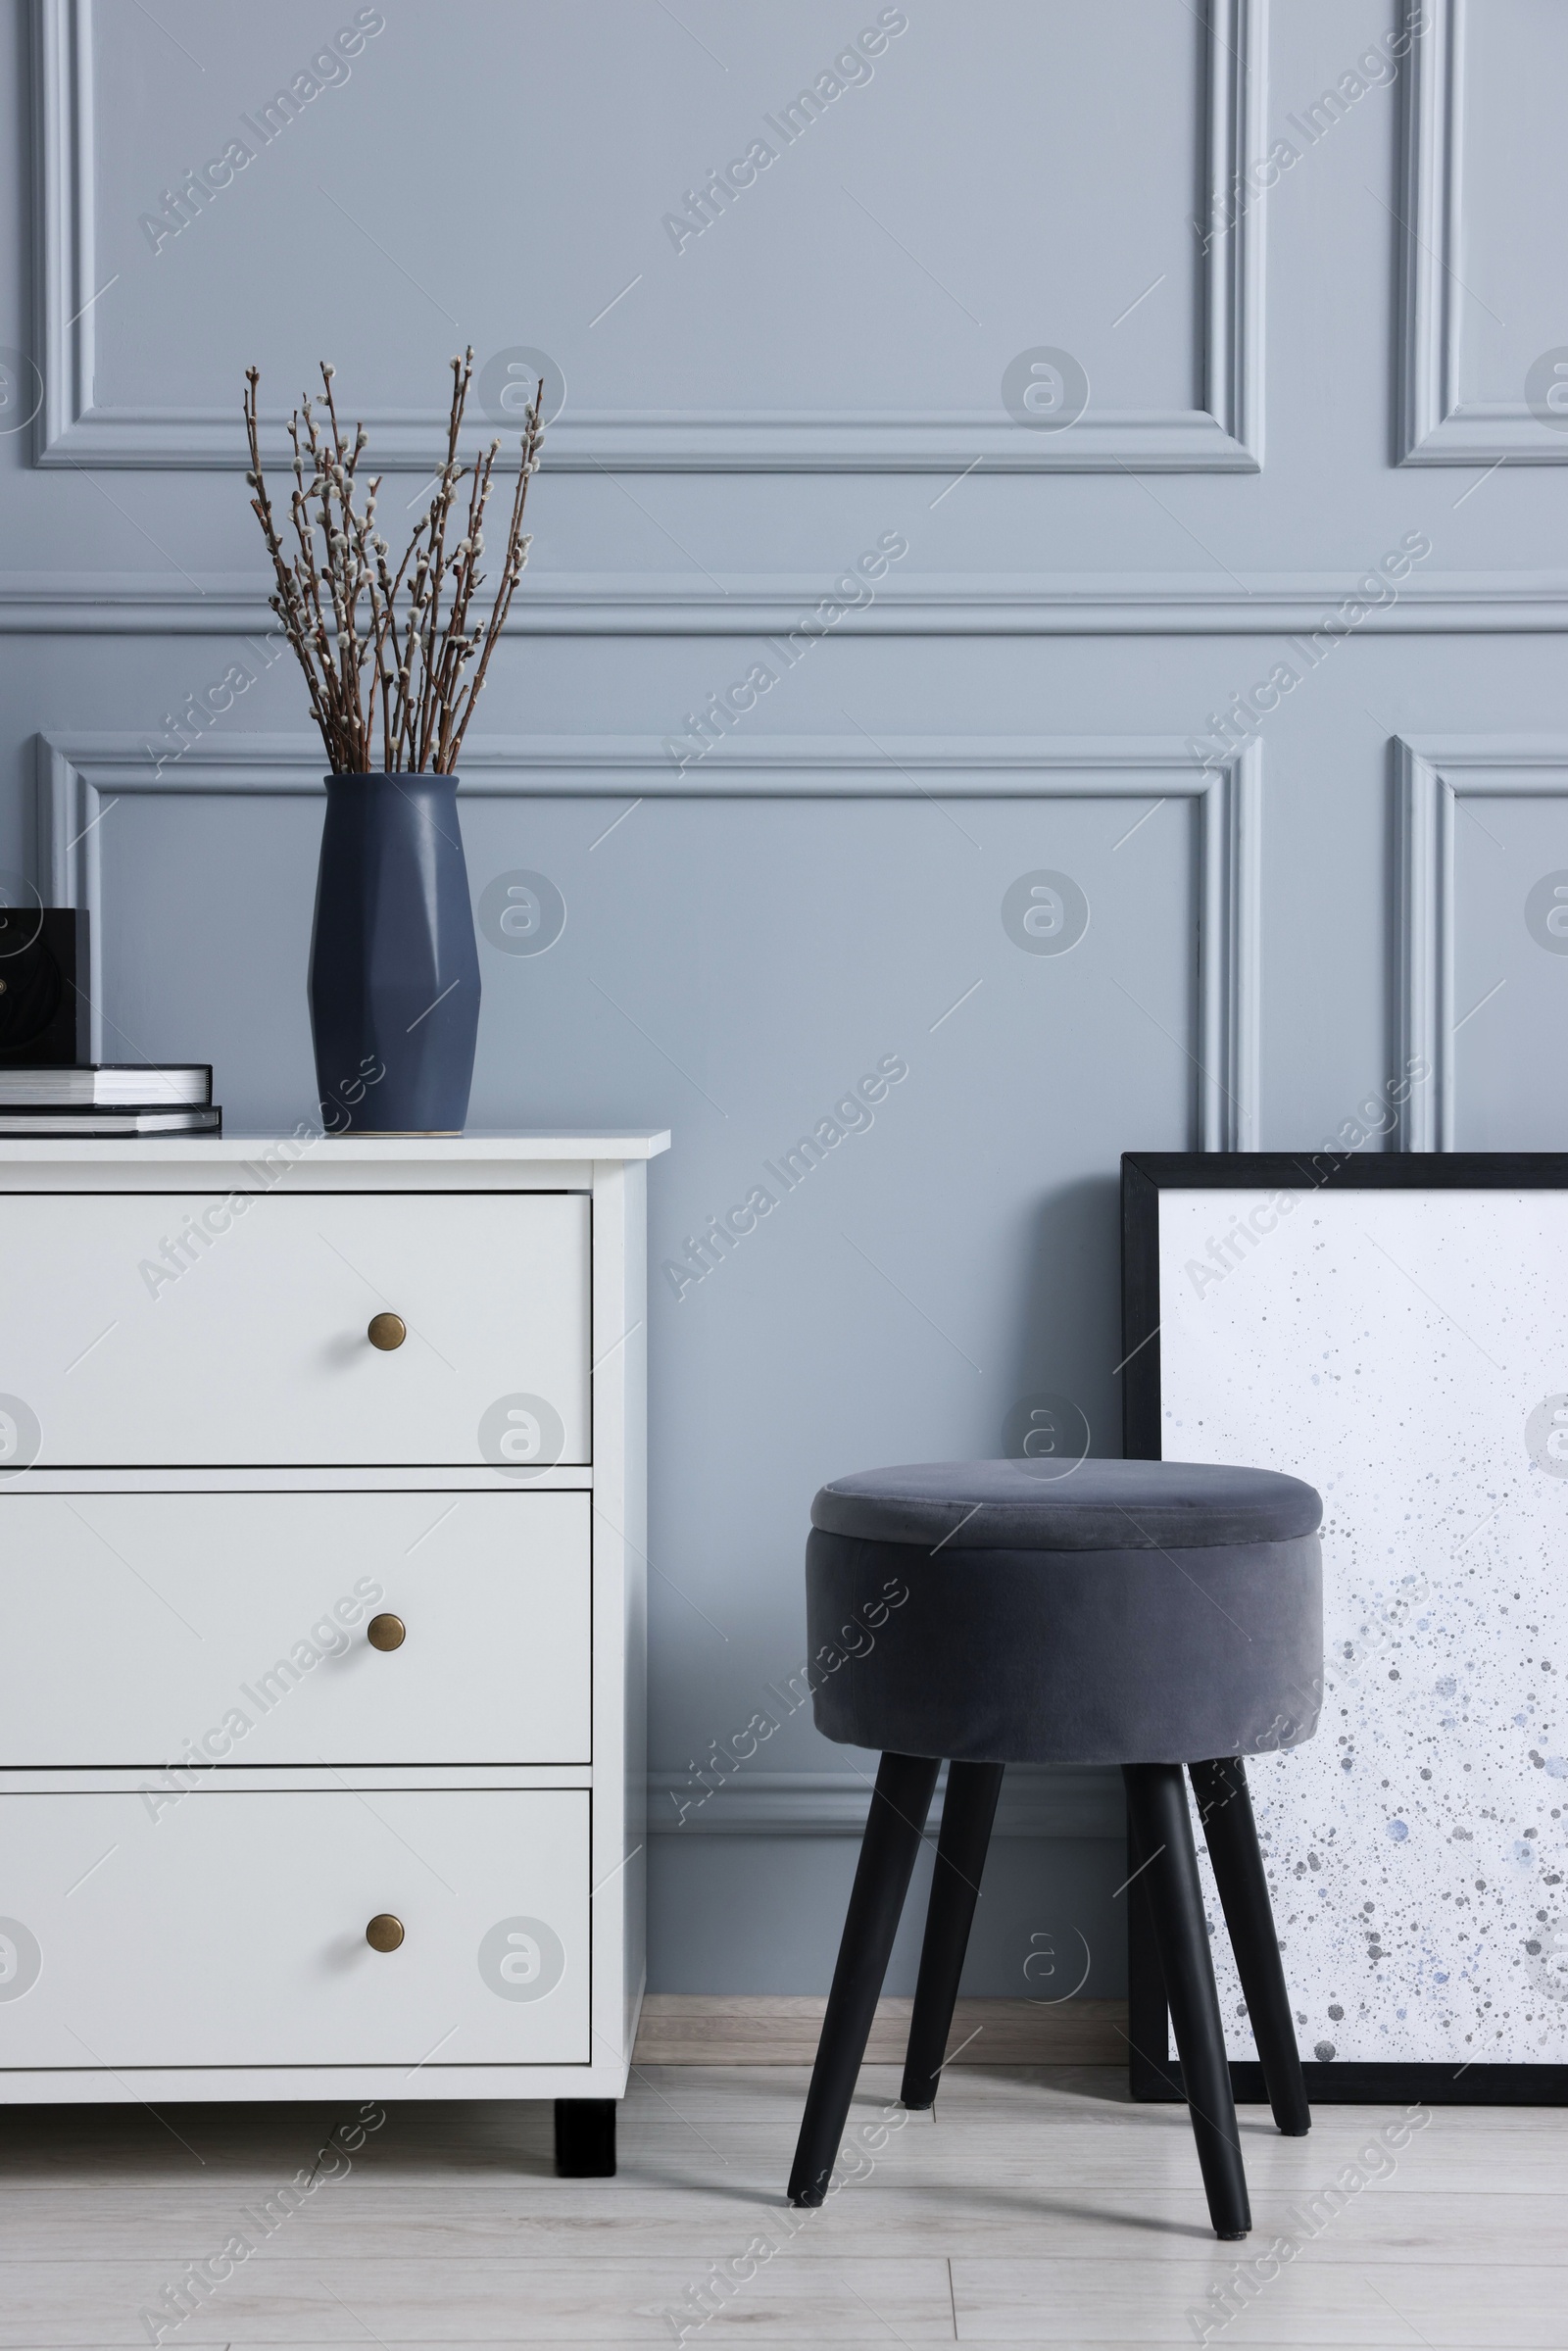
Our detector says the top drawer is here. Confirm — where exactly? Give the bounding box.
[0,1190,590,1467]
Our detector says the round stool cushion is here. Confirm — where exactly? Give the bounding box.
[806,1459,1323,1766]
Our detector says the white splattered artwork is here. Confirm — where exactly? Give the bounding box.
[1158,1187,1568,2068]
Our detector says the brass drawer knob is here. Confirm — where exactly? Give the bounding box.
[367,1613,406,1652]
[368,1312,407,1350]
[366,1914,405,1952]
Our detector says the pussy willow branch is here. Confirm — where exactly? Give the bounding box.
[243,350,544,773]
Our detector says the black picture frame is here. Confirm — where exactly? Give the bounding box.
[1121,1150,1568,2108]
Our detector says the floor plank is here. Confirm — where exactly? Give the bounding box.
[0,2067,1559,2346]
[954,2255,1568,2343]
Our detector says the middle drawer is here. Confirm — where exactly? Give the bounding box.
[0,1490,590,1767]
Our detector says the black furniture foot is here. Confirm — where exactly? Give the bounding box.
[1123,1762,1251,2239]
[555,2097,616,2177]
[1190,1755,1311,2136]
[787,1749,941,2206]
[901,1760,1004,2110]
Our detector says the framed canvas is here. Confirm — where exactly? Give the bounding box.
[1121,1151,1568,2106]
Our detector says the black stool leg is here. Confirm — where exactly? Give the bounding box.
[901,1761,1005,2110]
[787,1751,941,2206]
[1190,1756,1310,2137]
[1122,1763,1251,2239]
[1125,1789,1184,2100]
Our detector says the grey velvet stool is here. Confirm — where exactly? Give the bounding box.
[786,1458,1324,2239]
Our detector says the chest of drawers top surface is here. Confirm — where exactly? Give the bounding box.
[0,1129,670,1179]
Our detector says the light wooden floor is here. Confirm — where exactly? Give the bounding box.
[0,2065,1560,2345]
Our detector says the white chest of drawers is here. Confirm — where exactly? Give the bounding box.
[0,1129,665,2173]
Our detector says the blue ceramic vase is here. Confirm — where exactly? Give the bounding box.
[308,772,481,1134]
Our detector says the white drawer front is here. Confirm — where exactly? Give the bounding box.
[0,1492,590,1767]
[0,1190,589,1465]
[0,1790,589,2067]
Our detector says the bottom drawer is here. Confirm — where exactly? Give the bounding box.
[0,1790,589,2068]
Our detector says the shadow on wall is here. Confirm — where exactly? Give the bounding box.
[998,1174,1122,1466]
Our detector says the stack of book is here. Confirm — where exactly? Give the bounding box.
[0,1066,220,1137]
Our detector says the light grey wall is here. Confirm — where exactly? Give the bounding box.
[1,0,1564,1997]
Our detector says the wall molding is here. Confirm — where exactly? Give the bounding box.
[8,569,1566,636]
[1396,733,1568,1149]
[1202,0,1267,469]
[32,0,1265,472]
[1398,0,1564,465]
[649,1766,1125,1838]
[37,730,1262,1149]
